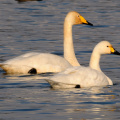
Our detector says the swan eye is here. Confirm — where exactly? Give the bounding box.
[107,46,109,47]
[77,15,80,18]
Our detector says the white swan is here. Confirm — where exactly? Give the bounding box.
[0,11,93,74]
[46,41,120,88]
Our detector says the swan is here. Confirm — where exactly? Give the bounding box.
[0,11,93,74]
[46,41,120,89]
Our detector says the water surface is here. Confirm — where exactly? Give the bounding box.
[0,0,120,120]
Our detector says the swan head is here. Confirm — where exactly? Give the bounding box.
[94,41,120,55]
[65,11,93,26]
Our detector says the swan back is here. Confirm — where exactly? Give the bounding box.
[47,66,109,89]
[0,53,72,74]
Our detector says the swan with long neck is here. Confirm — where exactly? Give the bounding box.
[46,41,120,88]
[0,11,93,74]
[64,11,93,66]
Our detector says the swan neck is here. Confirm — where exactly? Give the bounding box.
[63,20,80,66]
[90,48,113,85]
[89,50,101,72]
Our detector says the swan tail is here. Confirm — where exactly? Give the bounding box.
[0,63,5,68]
[0,63,34,74]
[0,63,10,73]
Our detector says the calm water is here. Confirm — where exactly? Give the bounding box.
[0,0,120,120]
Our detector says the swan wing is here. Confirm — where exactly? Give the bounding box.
[0,53,71,74]
[47,66,109,88]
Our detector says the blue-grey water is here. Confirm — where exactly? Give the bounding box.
[0,0,120,120]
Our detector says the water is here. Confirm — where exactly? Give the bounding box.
[0,0,120,119]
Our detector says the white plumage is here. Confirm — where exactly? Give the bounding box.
[0,11,93,74]
[46,41,120,88]
[0,53,71,74]
[47,66,109,89]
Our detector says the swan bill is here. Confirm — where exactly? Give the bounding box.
[112,49,120,55]
[83,21,93,26]
[79,15,93,26]
[87,21,93,26]
[109,46,120,55]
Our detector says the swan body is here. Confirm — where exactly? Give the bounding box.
[0,11,93,74]
[46,41,120,88]
[46,66,109,89]
[0,53,72,74]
